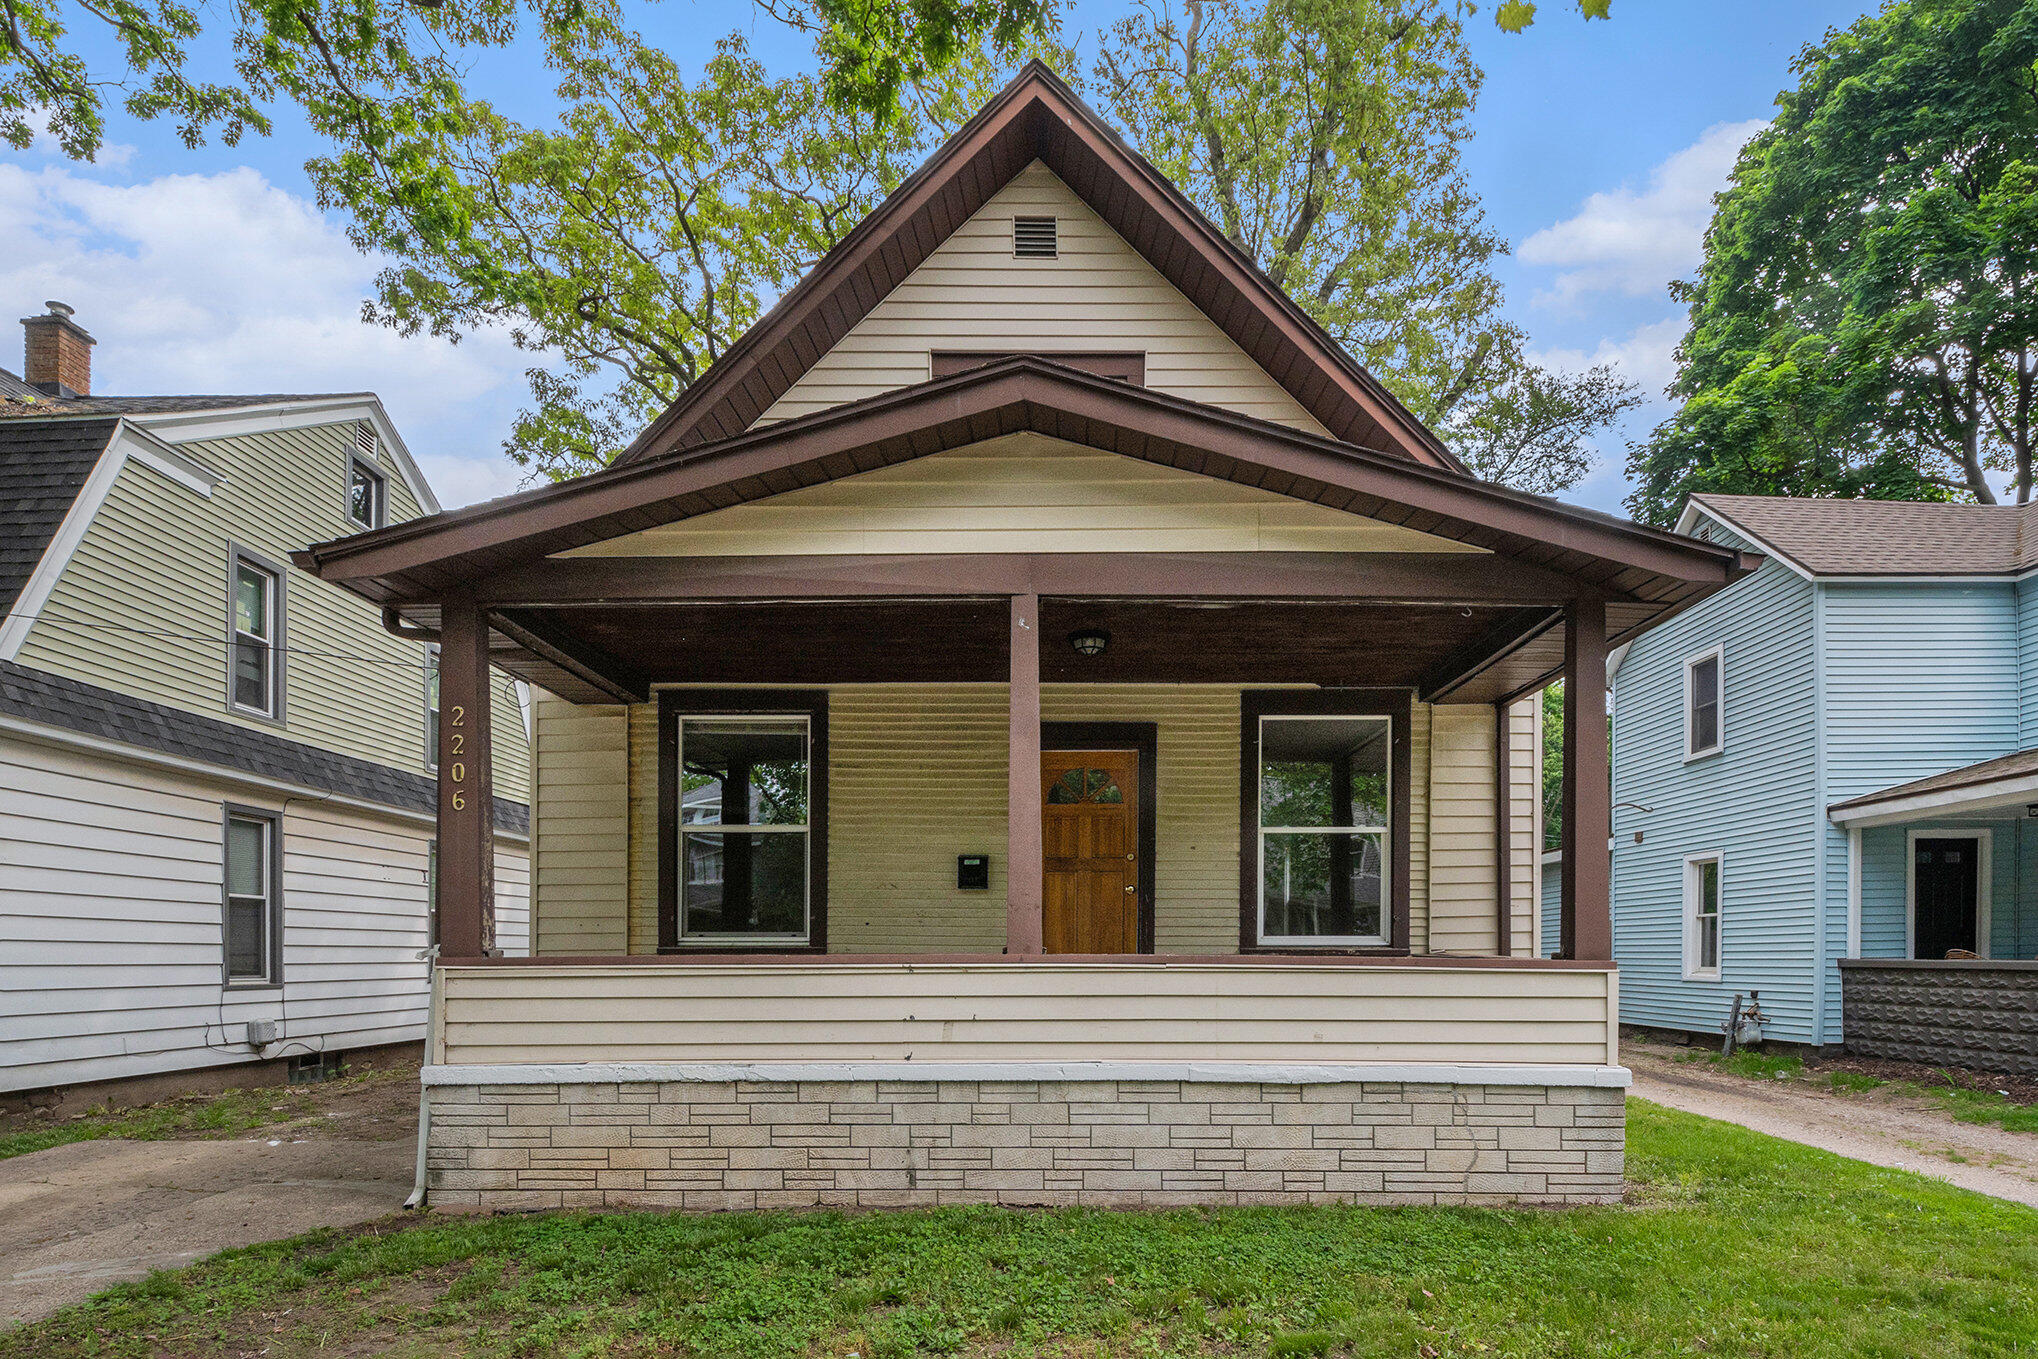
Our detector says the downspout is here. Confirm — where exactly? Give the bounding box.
[404,944,442,1210]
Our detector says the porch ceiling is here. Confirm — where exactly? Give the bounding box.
[478,598,1548,699]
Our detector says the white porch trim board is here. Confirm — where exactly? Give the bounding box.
[423,1060,1633,1088]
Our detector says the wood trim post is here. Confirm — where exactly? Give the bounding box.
[1495,700,1512,958]
[1560,597,1611,960]
[1007,593,1044,955]
[436,598,495,958]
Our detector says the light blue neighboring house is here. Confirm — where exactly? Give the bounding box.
[1608,494,2038,1071]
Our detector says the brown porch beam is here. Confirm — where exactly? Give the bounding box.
[1007,593,1044,956]
[459,551,1614,609]
[1559,597,1611,961]
[436,597,496,959]
[488,608,647,703]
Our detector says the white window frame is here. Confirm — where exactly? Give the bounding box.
[226,546,285,722]
[1256,713,1392,948]
[675,714,813,945]
[1682,851,1723,981]
[1904,827,1992,960]
[424,643,440,770]
[1683,644,1723,761]
[222,804,282,987]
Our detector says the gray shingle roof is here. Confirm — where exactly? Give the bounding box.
[1693,494,2038,576]
[0,660,529,835]
[0,417,119,618]
[1828,746,2038,816]
[0,390,350,419]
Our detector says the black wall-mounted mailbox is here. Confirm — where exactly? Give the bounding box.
[957,854,990,890]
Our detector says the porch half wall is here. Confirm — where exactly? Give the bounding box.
[527,683,1540,957]
[422,957,1624,1210]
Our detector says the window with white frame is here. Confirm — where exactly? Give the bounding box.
[424,644,440,767]
[676,716,811,942]
[228,550,283,718]
[1684,853,1722,979]
[1257,714,1391,945]
[1684,646,1722,759]
[224,807,281,984]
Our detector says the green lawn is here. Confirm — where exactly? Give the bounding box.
[5,1101,2035,1358]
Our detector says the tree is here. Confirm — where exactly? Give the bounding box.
[328,20,1028,478]
[1092,0,1638,493]
[1542,680,1563,851]
[1627,0,2038,526]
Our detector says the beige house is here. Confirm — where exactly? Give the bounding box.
[0,305,531,1098]
[300,67,1754,1209]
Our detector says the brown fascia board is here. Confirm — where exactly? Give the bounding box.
[611,61,1465,476]
[297,356,1751,598]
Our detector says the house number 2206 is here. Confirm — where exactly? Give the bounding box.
[448,704,467,810]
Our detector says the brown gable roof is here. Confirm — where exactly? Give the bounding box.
[300,356,1746,605]
[1693,494,2038,576]
[1828,745,2038,817]
[615,62,1464,475]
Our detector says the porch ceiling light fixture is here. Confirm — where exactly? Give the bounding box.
[1068,628,1111,657]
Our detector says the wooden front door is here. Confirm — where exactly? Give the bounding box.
[1041,749,1140,953]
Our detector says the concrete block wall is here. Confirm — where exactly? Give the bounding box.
[425,1075,1626,1210]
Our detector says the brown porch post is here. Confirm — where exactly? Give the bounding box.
[1494,701,1512,958]
[436,597,495,958]
[1006,592,1044,955]
[1560,596,1611,960]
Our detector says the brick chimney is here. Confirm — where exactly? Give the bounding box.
[22,301,94,398]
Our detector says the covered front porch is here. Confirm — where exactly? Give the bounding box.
[298,358,1751,1207]
[1832,751,2038,1074]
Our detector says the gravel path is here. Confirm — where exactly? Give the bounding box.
[1626,1045,2038,1207]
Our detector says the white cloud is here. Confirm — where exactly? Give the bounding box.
[0,157,533,507]
[1530,314,1684,400]
[1519,119,1766,307]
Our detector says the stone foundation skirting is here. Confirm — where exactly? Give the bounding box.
[423,1063,1627,1210]
[1840,959,2038,1075]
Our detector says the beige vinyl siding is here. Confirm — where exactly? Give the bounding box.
[15,420,529,799]
[1419,697,1544,957]
[530,696,628,955]
[563,435,1484,559]
[436,960,1617,1066]
[758,162,1333,434]
[0,731,528,1092]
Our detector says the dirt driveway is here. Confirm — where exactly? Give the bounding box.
[1626,1043,2038,1207]
[0,1071,419,1325]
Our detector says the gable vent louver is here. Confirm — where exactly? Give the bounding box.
[353,421,379,459]
[1013,216,1058,258]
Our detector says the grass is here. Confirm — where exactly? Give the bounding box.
[0,1066,405,1162]
[5,1101,2037,1358]
[1670,1046,2038,1133]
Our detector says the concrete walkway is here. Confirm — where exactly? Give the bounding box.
[1626,1046,2038,1208]
[0,1133,412,1325]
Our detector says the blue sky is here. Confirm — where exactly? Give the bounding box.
[0,0,1870,514]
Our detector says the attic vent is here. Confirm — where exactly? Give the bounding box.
[1013,216,1057,258]
[353,421,378,459]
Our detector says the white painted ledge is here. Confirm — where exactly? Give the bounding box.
[423,1061,1633,1089]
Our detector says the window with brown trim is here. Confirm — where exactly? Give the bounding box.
[930,351,1145,385]
[659,690,829,951]
[1239,691,1412,953]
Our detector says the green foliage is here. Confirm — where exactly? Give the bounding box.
[1093,0,1638,493]
[8,1103,2038,1357]
[1541,680,1562,850]
[327,20,1038,478]
[1628,0,2038,524]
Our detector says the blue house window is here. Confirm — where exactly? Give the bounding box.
[1684,646,1722,760]
[1684,853,1722,980]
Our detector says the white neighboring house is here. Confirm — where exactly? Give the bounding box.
[0,303,530,1098]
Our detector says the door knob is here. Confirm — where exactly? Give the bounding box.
[1124,884,1135,893]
